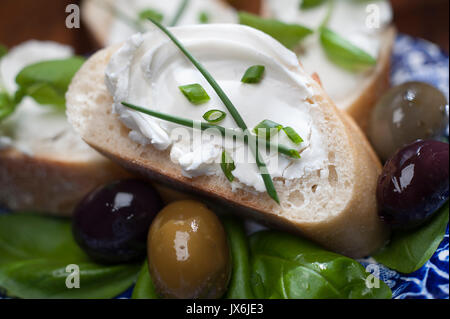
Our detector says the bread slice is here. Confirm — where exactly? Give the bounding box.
[260,1,396,132]
[82,0,237,47]
[0,41,130,216]
[66,38,389,258]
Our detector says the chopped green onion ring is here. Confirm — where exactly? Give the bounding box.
[179,83,210,105]
[203,109,227,123]
[198,11,210,24]
[221,150,236,182]
[138,9,164,23]
[241,65,265,84]
[283,127,304,145]
[253,120,283,140]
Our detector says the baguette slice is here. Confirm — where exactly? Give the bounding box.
[260,1,396,131]
[0,41,130,216]
[82,0,237,47]
[66,39,388,258]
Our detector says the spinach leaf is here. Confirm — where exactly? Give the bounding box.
[15,57,85,109]
[222,217,254,299]
[249,231,392,299]
[238,12,314,50]
[0,214,140,299]
[319,27,377,71]
[131,261,160,299]
[374,202,449,274]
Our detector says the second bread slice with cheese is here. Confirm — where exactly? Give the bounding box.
[261,0,396,131]
[66,24,388,258]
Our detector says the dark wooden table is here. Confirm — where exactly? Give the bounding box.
[0,0,448,54]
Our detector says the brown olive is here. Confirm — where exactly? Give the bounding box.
[368,82,448,161]
[147,200,231,299]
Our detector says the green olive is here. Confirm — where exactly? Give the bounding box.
[147,200,231,299]
[368,82,449,161]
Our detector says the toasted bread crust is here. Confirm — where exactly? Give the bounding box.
[345,27,396,132]
[0,148,130,216]
[66,44,388,258]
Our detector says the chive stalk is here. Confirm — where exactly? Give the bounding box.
[122,102,300,159]
[145,17,280,203]
[169,0,190,27]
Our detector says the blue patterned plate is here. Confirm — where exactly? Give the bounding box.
[1,34,449,300]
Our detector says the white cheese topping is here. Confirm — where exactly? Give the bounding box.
[106,0,237,46]
[0,41,99,161]
[265,0,393,108]
[106,24,330,192]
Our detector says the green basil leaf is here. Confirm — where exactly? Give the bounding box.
[282,127,303,145]
[374,202,449,274]
[253,120,283,140]
[15,57,85,109]
[138,8,164,23]
[0,214,140,299]
[0,92,16,121]
[320,27,377,71]
[250,231,392,299]
[221,150,236,182]
[300,0,328,10]
[241,65,265,84]
[198,11,210,24]
[238,12,314,50]
[179,83,211,105]
[0,44,7,60]
[222,217,255,299]
[131,261,160,299]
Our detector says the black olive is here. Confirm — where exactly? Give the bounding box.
[73,179,163,264]
[377,140,449,229]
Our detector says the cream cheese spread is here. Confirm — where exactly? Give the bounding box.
[106,0,238,46]
[0,41,98,161]
[265,0,393,108]
[105,24,330,192]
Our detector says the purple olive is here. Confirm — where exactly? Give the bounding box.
[377,140,449,229]
[73,179,164,264]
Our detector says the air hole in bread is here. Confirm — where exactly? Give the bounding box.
[140,150,150,158]
[287,190,305,207]
[311,185,318,193]
[119,125,129,138]
[328,151,335,163]
[94,94,109,107]
[328,165,338,186]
